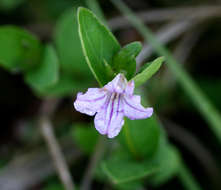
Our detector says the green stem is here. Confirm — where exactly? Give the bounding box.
[111,0,221,142]
[178,161,202,190]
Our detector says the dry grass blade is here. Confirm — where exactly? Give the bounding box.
[109,6,221,30]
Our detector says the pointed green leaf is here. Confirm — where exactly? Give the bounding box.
[25,45,59,91]
[0,26,42,73]
[133,57,164,87]
[77,7,121,85]
[113,41,142,80]
[102,149,158,184]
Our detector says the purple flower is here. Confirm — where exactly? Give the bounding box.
[74,74,153,138]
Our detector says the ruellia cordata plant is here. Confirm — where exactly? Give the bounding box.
[73,7,182,189]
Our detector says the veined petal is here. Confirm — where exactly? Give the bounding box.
[104,73,127,93]
[107,112,124,138]
[94,93,124,138]
[74,88,107,116]
[123,95,153,120]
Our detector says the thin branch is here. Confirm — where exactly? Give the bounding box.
[39,117,75,190]
[39,99,75,190]
[111,6,221,68]
[0,139,81,190]
[136,19,196,67]
[109,6,221,30]
[80,136,107,190]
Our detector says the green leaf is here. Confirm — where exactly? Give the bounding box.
[0,26,42,73]
[149,141,181,186]
[77,7,121,86]
[118,117,160,159]
[102,149,158,184]
[113,41,142,80]
[24,45,59,91]
[54,8,93,79]
[72,123,99,154]
[34,72,93,98]
[102,130,179,185]
[133,57,164,87]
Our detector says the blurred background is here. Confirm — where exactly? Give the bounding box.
[0,0,221,189]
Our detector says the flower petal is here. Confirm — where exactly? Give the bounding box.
[74,88,107,116]
[123,95,153,120]
[107,112,124,138]
[104,73,127,93]
[94,93,124,138]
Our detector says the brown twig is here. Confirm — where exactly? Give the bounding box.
[0,139,81,190]
[110,6,221,68]
[109,6,221,30]
[136,19,196,67]
[39,117,75,190]
[39,99,75,190]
